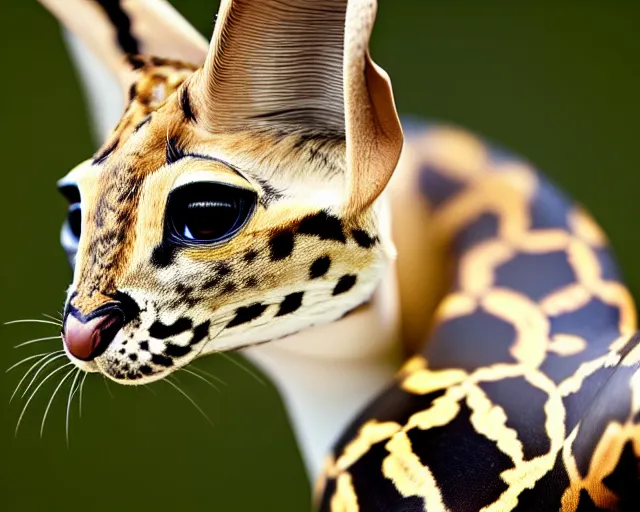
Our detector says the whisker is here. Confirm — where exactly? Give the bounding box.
[164,377,213,426]
[15,362,73,436]
[14,335,62,349]
[41,314,63,326]
[9,352,63,403]
[5,319,63,327]
[65,370,82,446]
[21,353,68,399]
[6,351,56,373]
[40,366,77,438]
[142,385,158,396]
[218,352,266,386]
[190,365,227,387]
[103,377,114,399]
[181,368,220,392]
[78,372,89,418]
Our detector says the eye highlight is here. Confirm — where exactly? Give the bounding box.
[166,182,257,245]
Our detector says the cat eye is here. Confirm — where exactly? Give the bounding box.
[58,184,82,240]
[67,203,82,239]
[165,182,257,245]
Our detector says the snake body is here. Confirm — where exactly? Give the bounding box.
[318,122,640,511]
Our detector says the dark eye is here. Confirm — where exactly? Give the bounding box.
[59,184,82,240]
[166,182,256,244]
[68,204,82,239]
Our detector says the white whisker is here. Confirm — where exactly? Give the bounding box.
[41,314,63,326]
[5,319,63,327]
[14,335,62,349]
[190,366,227,387]
[78,372,89,418]
[164,377,213,426]
[142,385,158,396]
[40,366,77,437]
[15,362,73,436]
[65,370,82,446]
[21,353,68,399]
[9,351,63,403]
[103,377,114,399]
[181,368,220,392]
[218,352,266,386]
[6,351,55,373]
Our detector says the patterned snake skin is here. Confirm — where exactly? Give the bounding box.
[317,122,640,511]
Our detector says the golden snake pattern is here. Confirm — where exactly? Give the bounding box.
[317,123,640,511]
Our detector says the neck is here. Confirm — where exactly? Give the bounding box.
[245,263,401,481]
[244,194,402,481]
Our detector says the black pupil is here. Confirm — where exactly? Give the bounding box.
[168,183,256,244]
[68,204,82,239]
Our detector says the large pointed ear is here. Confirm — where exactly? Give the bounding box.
[38,0,209,88]
[191,0,403,215]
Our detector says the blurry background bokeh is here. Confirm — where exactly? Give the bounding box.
[1,1,639,510]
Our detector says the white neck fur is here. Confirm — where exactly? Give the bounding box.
[245,195,402,481]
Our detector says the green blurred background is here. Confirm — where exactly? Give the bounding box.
[1,1,639,510]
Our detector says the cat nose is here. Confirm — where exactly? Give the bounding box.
[63,307,124,361]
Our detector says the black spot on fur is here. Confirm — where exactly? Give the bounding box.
[333,275,357,295]
[151,354,173,367]
[129,353,138,361]
[227,304,268,328]
[245,276,258,288]
[118,348,126,355]
[298,212,346,243]
[269,231,295,260]
[175,284,193,296]
[202,276,221,290]
[164,344,191,358]
[94,0,140,55]
[139,365,153,375]
[139,341,149,351]
[351,229,377,248]
[310,256,331,279]
[151,243,178,268]
[128,83,137,100]
[216,263,231,277]
[93,138,119,165]
[276,292,304,317]
[149,318,193,339]
[189,321,210,346]
[179,86,196,122]
[221,282,236,295]
[244,250,258,263]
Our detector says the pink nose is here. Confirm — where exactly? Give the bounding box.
[63,310,124,361]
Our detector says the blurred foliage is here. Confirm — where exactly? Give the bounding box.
[0,1,638,510]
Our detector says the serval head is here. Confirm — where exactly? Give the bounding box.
[51,0,403,384]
